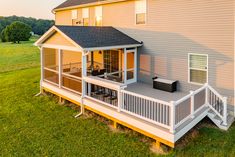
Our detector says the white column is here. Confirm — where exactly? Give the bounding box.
[40,47,44,82]
[58,49,62,88]
[170,101,175,134]
[88,83,91,96]
[205,83,209,105]
[223,97,228,126]
[190,91,195,118]
[134,47,137,83]
[82,52,87,97]
[124,48,127,84]
[40,47,44,92]
[117,89,122,112]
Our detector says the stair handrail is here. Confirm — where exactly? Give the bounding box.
[206,84,227,126]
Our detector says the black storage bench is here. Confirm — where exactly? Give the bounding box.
[152,77,177,93]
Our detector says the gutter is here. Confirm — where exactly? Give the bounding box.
[53,0,129,13]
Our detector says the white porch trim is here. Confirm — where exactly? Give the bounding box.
[84,44,142,51]
[34,26,84,52]
[38,44,83,52]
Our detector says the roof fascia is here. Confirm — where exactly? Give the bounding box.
[53,0,129,13]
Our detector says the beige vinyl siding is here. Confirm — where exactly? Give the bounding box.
[55,10,73,25]
[54,0,234,106]
[104,0,234,106]
[43,32,75,47]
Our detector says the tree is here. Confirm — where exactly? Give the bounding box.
[0,28,7,42]
[4,21,32,43]
[0,16,54,37]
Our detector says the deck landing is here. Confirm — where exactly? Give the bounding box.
[125,82,188,102]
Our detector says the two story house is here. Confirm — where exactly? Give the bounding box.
[35,0,234,148]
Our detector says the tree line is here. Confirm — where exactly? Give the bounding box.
[0,16,54,43]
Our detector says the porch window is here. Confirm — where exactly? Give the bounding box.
[135,0,146,24]
[71,10,79,25]
[103,50,119,73]
[189,53,208,84]
[71,10,78,20]
[82,8,89,26]
[95,6,102,26]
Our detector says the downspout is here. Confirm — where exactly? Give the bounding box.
[75,51,88,118]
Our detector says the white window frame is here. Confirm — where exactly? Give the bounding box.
[71,10,78,20]
[95,6,103,26]
[82,8,89,26]
[135,0,147,25]
[188,53,208,85]
[82,8,89,19]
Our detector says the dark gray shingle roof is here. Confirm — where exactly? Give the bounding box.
[56,25,141,48]
[54,0,106,10]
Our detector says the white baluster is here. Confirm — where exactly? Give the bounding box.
[170,101,175,133]
[222,97,227,126]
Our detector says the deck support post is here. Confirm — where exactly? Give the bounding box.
[190,91,195,118]
[154,140,161,149]
[170,101,175,134]
[222,97,228,126]
[113,121,118,129]
[59,96,65,104]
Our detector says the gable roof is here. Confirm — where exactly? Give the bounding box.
[56,26,141,49]
[35,25,142,51]
[54,0,106,10]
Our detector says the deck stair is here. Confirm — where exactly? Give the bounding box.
[207,109,234,130]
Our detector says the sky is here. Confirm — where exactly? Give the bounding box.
[0,0,66,20]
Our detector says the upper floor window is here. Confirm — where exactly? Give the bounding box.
[188,53,208,85]
[135,0,146,24]
[82,8,89,26]
[95,6,102,26]
[71,10,78,20]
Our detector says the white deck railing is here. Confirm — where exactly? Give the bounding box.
[63,75,228,134]
[120,90,171,129]
[119,84,227,133]
[173,85,207,130]
[207,85,227,125]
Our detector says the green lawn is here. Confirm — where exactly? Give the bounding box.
[0,40,235,157]
[0,40,39,73]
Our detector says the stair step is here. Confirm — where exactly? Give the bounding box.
[227,114,234,126]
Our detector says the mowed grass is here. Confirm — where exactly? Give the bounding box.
[0,39,39,73]
[0,40,235,157]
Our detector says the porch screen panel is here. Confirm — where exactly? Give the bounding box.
[61,50,82,94]
[189,54,207,84]
[43,48,59,85]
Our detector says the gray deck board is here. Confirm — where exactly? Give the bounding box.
[125,82,188,102]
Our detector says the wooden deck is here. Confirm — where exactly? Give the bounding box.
[41,80,232,148]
